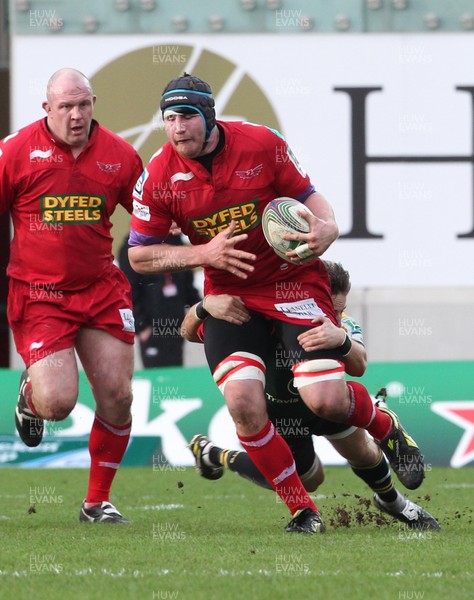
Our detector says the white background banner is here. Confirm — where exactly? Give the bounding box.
[11,33,474,287]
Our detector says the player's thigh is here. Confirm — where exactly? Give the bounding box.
[75,328,134,404]
[203,311,272,372]
[7,278,81,369]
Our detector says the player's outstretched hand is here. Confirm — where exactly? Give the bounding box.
[205,221,256,278]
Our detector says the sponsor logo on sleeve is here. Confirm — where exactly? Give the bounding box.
[133,169,149,201]
[132,199,151,222]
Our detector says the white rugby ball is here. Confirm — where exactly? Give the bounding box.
[262,197,313,261]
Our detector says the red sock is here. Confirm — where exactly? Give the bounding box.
[346,381,392,441]
[86,414,131,504]
[238,420,317,515]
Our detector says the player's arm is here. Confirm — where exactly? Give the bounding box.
[128,221,256,278]
[180,294,250,342]
[129,240,208,274]
[297,315,367,377]
[0,135,16,216]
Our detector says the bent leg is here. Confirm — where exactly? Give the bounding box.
[202,435,324,493]
[295,373,393,442]
[332,428,438,528]
[220,448,273,490]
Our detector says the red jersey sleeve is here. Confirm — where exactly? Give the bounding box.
[118,151,144,214]
[259,125,312,200]
[0,131,19,215]
[130,149,174,238]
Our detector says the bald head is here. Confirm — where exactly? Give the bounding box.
[46,68,93,103]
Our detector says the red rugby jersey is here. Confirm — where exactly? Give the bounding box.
[131,121,335,321]
[0,118,143,290]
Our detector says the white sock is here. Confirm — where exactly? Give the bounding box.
[376,490,406,513]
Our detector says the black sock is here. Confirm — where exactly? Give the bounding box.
[208,445,224,466]
[210,447,272,490]
[351,452,398,503]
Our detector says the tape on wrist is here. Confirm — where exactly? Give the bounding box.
[338,333,352,356]
[195,299,209,320]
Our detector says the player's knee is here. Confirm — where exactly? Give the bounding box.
[115,383,133,405]
[230,410,264,433]
[97,375,133,403]
[310,394,345,420]
[94,385,133,426]
[226,381,267,432]
[36,395,76,421]
[31,383,76,420]
[88,376,132,424]
[302,386,347,420]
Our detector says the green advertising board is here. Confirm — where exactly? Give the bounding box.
[0,362,473,468]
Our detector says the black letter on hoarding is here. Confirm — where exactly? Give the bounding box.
[333,87,383,239]
[334,86,474,239]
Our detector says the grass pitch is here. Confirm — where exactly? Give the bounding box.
[0,466,472,600]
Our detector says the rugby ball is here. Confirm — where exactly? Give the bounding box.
[262,197,313,261]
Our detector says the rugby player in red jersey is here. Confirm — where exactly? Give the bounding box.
[128,73,424,533]
[0,68,143,524]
